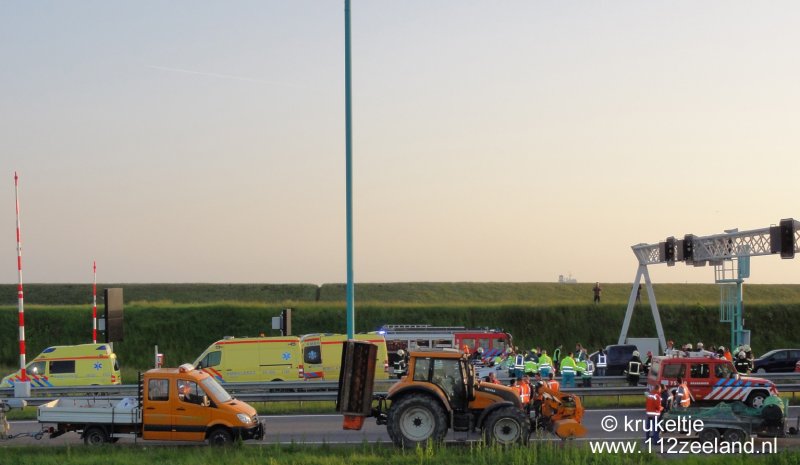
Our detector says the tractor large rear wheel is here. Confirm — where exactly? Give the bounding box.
[483,407,530,446]
[387,394,448,448]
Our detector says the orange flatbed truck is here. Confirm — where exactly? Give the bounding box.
[37,364,264,445]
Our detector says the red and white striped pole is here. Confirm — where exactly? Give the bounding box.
[14,172,27,382]
[92,260,97,343]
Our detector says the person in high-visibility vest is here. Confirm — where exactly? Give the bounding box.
[524,358,538,376]
[675,377,692,408]
[577,358,594,387]
[560,352,577,388]
[513,354,526,379]
[645,385,664,442]
[518,375,532,410]
[734,351,752,374]
[595,348,608,377]
[547,372,560,392]
[538,350,553,378]
[501,353,515,371]
[492,353,503,367]
[722,346,733,362]
[552,346,562,373]
[625,351,642,387]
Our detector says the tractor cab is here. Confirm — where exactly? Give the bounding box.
[402,350,473,411]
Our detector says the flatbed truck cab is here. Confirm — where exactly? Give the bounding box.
[39,364,263,445]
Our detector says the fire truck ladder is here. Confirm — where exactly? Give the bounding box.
[619,218,799,353]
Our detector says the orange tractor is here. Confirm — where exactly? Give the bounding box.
[338,346,586,447]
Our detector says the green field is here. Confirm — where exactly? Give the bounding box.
[1,283,799,372]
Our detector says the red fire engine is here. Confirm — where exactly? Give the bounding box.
[647,352,779,408]
[378,324,513,367]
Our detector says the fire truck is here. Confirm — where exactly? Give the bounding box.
[378,324,513,376]
[647,352,779,408]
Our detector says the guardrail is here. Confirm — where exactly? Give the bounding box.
[3,374,799,406]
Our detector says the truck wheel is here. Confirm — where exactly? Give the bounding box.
[387,395,447,448]
[482,407,530,446]
[207,427,233,446]
[83,426,109,445]
[746,391,768,408]
[723,429,746,443]
[698,428,719,444]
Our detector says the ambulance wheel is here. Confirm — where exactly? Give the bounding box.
[723,428,746,443]
[756,368,766,374]
[207,427,233,445]
[746,391,768,408]
[83,426,109,445]
[387,394,447,448]
[483,407,530,446]
[698,428,719,444]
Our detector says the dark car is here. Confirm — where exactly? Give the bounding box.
[753,349,800,373]
[590,344,638,376]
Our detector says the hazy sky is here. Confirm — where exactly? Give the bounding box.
[2,1,799,285]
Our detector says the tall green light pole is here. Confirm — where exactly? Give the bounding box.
[345,0,354,339]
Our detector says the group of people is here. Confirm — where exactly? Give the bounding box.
[645,376,693,442]
[624,339,757,389]
[663,340,755,373]
[484,370,562,409]
[477,343,601,389]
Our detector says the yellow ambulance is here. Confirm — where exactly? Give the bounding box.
[1,343,122,388]
[300,332,389,381]
[192,336,303,383]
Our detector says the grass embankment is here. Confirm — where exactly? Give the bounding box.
[2,300,800,371]
[7,282,800,306]
[0,283,320,305]
[2,443,800,465]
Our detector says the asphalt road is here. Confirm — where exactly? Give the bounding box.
[5,407,799,447]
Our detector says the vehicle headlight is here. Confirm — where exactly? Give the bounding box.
[237,413,253,424]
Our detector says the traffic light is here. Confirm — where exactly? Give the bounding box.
[661,237,676,265]
[104,288,124,343]
[280,308,292,336]
[771,219,796,259]
[780,218,796,259]
[680,234,695,262]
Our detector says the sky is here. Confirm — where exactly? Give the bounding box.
[2,1,800,285]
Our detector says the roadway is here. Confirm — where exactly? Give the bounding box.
[5,407,800,447]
